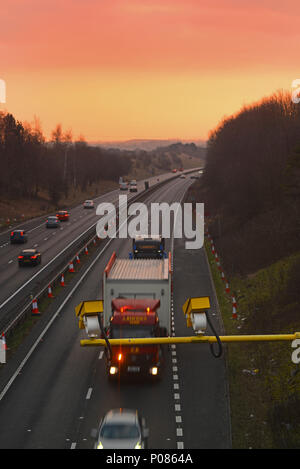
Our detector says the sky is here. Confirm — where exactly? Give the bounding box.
[0,0,300,142]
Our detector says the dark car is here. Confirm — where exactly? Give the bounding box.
[10,230,28,244]
[91,409,149,449]
[56,210,69,221]
[46,216,59,228]
[18,249,41,267]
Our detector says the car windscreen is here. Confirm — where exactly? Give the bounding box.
[100,424,140,439]
[111,325,155,339]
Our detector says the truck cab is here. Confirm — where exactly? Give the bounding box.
[131,235,166,259]
[106,299,164,380]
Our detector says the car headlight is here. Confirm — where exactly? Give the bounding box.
[109,366,118,375]
[150,366,158,376]
[97,441,104,449]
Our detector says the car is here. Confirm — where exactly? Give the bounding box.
[18,249,41,267]
[179,174,186,179]
[83,200,94,209]
[129,180,138,193]
[91,409,149,449]
[10,230,27,244]
[46,216,59,228]
[56,210,69,221]
[172,169,177,173]
[198,170,204,174]
[190,175,199,179]
[120,182,128,191]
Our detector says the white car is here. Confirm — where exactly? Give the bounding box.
[83,200,94,209]
[91,409,149,449]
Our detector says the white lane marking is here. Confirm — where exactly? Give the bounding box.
[70,442,77,449]
[8,260,13,264]
[176,416,182,423]
[0,208,136,400]
[176,428,183,437]
[177,442,184,449]
[99,351,104,360]
[86,388,93,400]
[175,404,181,412]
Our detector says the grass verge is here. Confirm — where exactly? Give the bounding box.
[205,238,300,449]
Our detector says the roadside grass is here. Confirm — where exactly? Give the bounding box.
[205,239,300,448]
[0,180,118,231]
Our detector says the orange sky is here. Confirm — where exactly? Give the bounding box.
[1,0,300,141]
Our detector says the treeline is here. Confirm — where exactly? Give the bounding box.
[0,112,132,206]
[199,91,300,275]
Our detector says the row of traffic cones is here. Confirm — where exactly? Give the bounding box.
[206,230,238,319]
[3,239,101,365]
[0,332,7,364]
[32,242,94,314]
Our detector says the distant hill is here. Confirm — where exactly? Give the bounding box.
[90,139,206,151]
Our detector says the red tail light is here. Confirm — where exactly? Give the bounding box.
[18,256,24,259]
[31,255,37,259]
[11,232,14,236]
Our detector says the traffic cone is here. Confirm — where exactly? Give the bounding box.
[0,333,7,364]
[48,284,54,298]
[232,296,237,309]
[221,271,225,280]
[232,305,237,319]
[60,274,65,287]
[85,246,89,255]
[211,245,215,254]
[93,238,96,245]
[32,298,40,316]
[225,281,230,294]
[69,261,75,273]
[75,254,80,264]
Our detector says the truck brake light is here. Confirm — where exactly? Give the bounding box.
[117,353,123,361]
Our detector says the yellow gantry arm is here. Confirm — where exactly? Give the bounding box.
[75,299,300,348]
[79,332,300,347]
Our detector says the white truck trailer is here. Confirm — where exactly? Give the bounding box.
[102,252,172,335]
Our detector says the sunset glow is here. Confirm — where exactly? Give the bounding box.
[1,0,299,141]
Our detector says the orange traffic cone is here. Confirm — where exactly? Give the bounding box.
[32,298,40,315]
[0,333,6,364]
[85,246,89,255]
[69,261,75,273]
[60,274,65,287]
[225,281,230,294]
[232,305,237,319]
[48,285,54,298]
[75,254,80,264]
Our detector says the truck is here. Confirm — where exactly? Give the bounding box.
[130,235,166,259]
[106,298,164,379]
[101,252,172,379]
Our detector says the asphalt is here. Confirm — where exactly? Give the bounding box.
[0,175,231,449]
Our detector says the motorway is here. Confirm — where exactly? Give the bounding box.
[0,172,179,332]
[0,173,231,449]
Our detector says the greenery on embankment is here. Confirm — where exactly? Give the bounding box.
[205,242,300,448]
[185,89,300,448]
